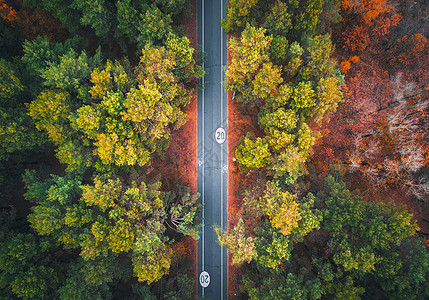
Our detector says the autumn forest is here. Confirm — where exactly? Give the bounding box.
[0,0,428,299]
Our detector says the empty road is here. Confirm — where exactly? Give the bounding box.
[196,0,228,299]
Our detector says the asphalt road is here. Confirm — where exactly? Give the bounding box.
[196,0,228,299]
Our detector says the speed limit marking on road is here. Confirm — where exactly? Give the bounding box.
[199,270,210,288]
[215,127,226,144]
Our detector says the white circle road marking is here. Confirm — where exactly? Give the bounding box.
[199,270,210,288]
[215,127,226,144]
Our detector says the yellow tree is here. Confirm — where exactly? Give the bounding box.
[215,218,257,265]
[222,0,259,33]
[261,181,301,236]
[226,25,272,98]
[27,90,73,145]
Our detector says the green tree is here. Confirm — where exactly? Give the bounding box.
[21,36,83,78]
[263,0,292,37]
[0,20,21,60]
[284,41,304,77]
[221,0,259,34]
[320,176,418,259]
[242,269,324,300]
[162,273,195,300]
[254,221,293,269]
[0,59,23,103]
[294,0,323,35]
[226,25,271,99]
[0,106,46,160]
[23,0,189,53]
[57,257,118,300]
[41,48,102,99]
[0,59,45,161]
[116,0,140,39]
[131,284,156,300]
[136,4,173,47]
[73,0,114,37]
[283,0,323,39]
[166,186,201,240]
[165,32,204,84]
[0,225,60,299]
[312,175,421,299]
[306,34,337,81]
[270,36,289,63]
[367,237,429,299]
[24,171,199,285]
[55,140,92,174]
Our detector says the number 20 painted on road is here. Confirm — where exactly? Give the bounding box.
[215,127,226,144]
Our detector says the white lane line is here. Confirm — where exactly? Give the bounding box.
[201,0,205,298]
[220,0,224,299]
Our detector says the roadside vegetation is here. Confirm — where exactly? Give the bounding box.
[221,0,429,299]
[0,0,202,298]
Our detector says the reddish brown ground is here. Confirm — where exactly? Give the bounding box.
[150,0,198,294]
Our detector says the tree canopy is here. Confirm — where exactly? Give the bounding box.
[0,1,203,297]
[225,175,428,300]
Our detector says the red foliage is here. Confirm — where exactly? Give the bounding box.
[341,0,392,26]
[341,24,370,52]
[388,33,429,71]
[16,6,67,41]
[312,0,429,228]
[339,13,401,53]
[338,0,401,55]
[0,0,17,26]
[0,0,67,41]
